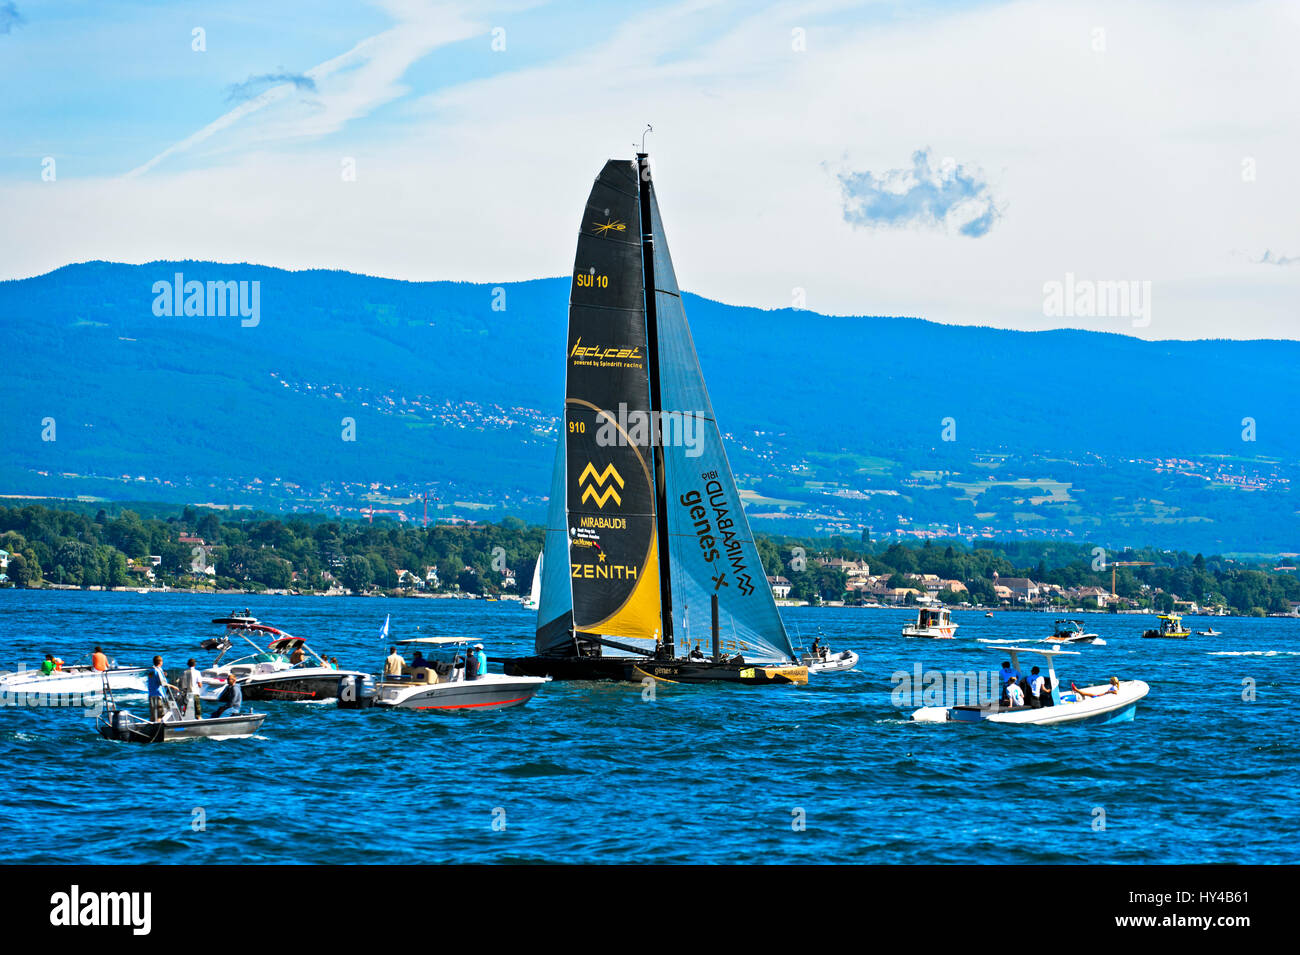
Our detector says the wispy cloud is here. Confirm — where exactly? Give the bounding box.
[838,148,1000,238]
[125,2,483,178]
[226,72,318,104]
[0,1,23,35]
[1255,249,1298,266]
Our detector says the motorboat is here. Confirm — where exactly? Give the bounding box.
[1045,619,1100,644]
[1142,613,1191,639]
[902,606,959,639]
[911,645,1149,726]
[799,643,859,673]
[0,655,147,700]
[95,670,265,743]
[368,637,548,710]
[1196,627,1221,636]
[985,612,994,618]
[194,615,369,702]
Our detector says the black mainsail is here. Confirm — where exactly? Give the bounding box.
[510,153,802,684]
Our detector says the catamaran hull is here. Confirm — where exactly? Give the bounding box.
[504,656,807,685]
[97,712,265,743]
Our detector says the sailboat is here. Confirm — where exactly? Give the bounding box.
[523,552,542,611]
[504,149,806,686]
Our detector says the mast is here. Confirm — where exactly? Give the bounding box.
[638,151,675,657]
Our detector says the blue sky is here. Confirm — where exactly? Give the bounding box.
[1,0,1297,340]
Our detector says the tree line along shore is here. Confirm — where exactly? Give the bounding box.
[0,503,1296,617]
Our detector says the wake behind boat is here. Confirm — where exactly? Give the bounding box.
[502,146,806,688]
[193,614,368,702]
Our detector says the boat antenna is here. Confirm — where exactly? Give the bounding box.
[638,123,653,154]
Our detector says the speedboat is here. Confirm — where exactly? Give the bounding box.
[902,607,959,639]
[1142,613,1191,639]
[370,637,548,710]
[911,645,1148,726]
[95,670,264,743]
[1196,627,1221,636]
[799,646,859,673]
[1045,619,1100,644]
[195,616,369,702]
[0,656,147,699]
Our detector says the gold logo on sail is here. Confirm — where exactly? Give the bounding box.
[578,462,624,509]
[593,219,626,236]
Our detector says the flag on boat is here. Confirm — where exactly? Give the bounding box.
[379,614,390,641]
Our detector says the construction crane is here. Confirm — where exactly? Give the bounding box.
[1109,560,1153,596]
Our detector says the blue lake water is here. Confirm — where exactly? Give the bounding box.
[1,590,1296,864]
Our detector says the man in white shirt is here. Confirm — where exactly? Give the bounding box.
[183,657,204,719]
[1005,677,1025,708]
[1028,666,1047,708]
[384,646,405,678]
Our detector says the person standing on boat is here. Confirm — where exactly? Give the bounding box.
[91,646,109,671]
[182,658,204,719]
[385,646,405,678]
[998,661,1020,702]
[212,673,242,718]
[146,655,179,722]
[1027,666,1047,709]
[465,644,482,681]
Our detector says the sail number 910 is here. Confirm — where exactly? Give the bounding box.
[575,273,609,288]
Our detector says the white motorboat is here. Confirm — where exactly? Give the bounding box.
[372,637,548,710]
[0,658,147,699]
[911,645,1149,726]
[1045,619,1100,644]
[800,647,859,673]
[1196,627,1221,636]
[902,607,959,639]
[195,615,369,703]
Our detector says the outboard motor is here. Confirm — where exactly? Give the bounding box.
[337,674,377,709]
[112,709,132,739]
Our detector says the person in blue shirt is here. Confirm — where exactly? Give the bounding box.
[212,673,242,718]
[998,661,1021,702]
[475,644,487,679]
[146,655,179,721]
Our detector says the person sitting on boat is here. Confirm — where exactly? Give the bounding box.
[1071,676,1120,699]
[688,645,706,661]
[411,650,429,670]
[289,644,307,667]
[810,636,821,659]
[384,646,405,678]
[328,657,339,670]
[212,673,243,718]
[91,646,109,672]
[146,655,179,722]
[40,653,56,676]
[1005,677,1025,708]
